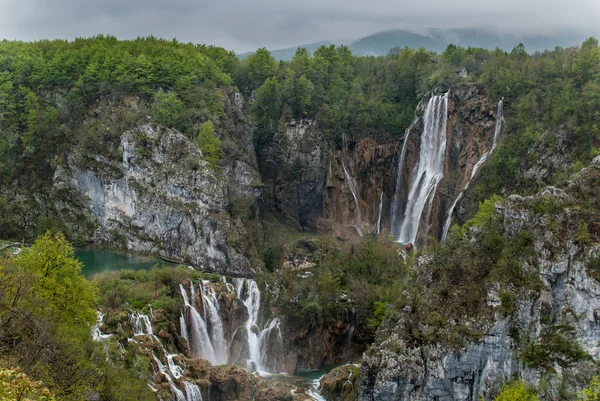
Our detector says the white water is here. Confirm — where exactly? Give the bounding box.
[180,282,217,364]
[441,99,504,241]
[390,113,420,235]
[153,353,186,401]
[92,311,112,341]
[307,375,326,401]
[342,162,363,236]
[397,93,449,245]
[130,312,153,336]
[234,278,284,374]
[199,281,228,364]
[183,382,204,401]
[376,192,383,234]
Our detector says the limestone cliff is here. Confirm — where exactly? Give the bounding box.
[358,157,600,401]
[53,92,263,277]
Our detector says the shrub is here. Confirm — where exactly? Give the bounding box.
[493,380,538,401]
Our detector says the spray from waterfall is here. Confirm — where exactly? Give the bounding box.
[342,162,363,236]
[441,98,504,241]
[376,192,383,234]
[397,93,449,246]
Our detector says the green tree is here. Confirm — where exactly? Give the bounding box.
[152,90,184,128]
[196,120,224,171]
[241,48,278,90]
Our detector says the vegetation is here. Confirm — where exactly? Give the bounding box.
[0,233,154,400]
[493,381,539,401]
[579,376,600,400]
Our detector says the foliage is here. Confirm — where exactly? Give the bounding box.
[0,233,152,400]
[0,368,55,401]
[493,380,539,401]
[195,120,224,171]
[520,325,592,372]
[579,376,600,401]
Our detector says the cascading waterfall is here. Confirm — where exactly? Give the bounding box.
[390,113,420,235]
[92,311,112,341]
[441,98,504,241]
[130,311,153,336]
[376,192,383,234]
[342,162,363,236]
[199,281,228,364]
[180,283,217,363]
[184,382,204,401]
[234,278,284,373]
[178,278,284,374]
[397,93,449,245]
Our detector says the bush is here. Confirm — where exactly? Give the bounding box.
[493,380,538,401]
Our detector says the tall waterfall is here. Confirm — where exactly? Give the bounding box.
[390,113,420,235]
[342,162,363,236]
[396,93,449,245]
[441,98,504,240]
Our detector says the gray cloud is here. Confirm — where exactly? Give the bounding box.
[0,0,598,52]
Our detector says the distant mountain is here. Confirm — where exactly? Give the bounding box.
[240,28,591,60]
[349,29,446,56]
[238,40,333,61]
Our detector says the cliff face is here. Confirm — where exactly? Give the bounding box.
[260,119,329,231]
[53,92,263,277]
[358,157,600,401]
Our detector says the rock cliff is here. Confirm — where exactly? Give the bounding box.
[358,157,600,401]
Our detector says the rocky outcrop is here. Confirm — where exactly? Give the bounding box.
[357,157,600,400]
[281,308,360,373]
[320,364,361,401]
[57,122,260,276]
[261,119,329,231]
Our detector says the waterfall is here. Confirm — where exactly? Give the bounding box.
[342,162,363,236]
[167,354,184,379]
[130,312,153,336]
[258,318,284,373]
[183,382,204,401]
[234,278,284,373]
[180,282,217,364]
[376,192,383,234]
[390,113,420,235]
[199,281,228,365]
[92,311,112,341]
[397,93,449,245]
[441,98,504,241]
[153,353,186,401]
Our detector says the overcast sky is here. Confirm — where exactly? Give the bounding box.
[0,0,599,53]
